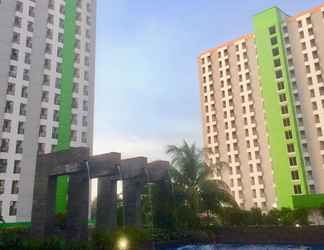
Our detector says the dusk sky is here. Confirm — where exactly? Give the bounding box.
[93,0,323,161]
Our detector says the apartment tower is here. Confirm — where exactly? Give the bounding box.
[0,0,96,222]
[199,4,324,211]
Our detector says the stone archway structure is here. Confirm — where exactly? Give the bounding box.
[30,147,170,240]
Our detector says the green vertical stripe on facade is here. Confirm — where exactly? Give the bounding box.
[55,0,76,213]
[253,7,309,208]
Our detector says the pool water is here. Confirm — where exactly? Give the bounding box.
[158,244,324,250]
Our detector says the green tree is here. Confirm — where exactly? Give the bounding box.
[167,141,236,228]
[293,208,309,225]
[264,209,280,225]
[278,208,295,225]
[320,203,324,218]
[246,208,264,225]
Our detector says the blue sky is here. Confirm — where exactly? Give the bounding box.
[93,0,323,160]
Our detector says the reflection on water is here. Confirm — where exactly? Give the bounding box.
[160,244,324,250]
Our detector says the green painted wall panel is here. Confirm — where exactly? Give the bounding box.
[55,0,77,213]
[292,194,324,209]
[253,7,309,208]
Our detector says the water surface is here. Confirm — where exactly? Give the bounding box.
[158,244,324,250]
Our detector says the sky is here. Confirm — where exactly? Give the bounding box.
[93,0,324,161]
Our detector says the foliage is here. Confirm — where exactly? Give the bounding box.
[91,227,149,250]
[219,206,311,227]
[0,227,148,250]
[166,141,237,230]
[292,208,309,225]
[277,208,295,225]
[263,209,280,225]
[320,203,324,218]
[220,207,247,226]
[0,229,89,250]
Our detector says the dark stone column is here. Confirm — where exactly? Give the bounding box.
[65,171,89,241]
[31,160,57,239]
[96,177,117,231]
[123,178,145,227]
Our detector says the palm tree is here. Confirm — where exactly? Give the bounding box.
[167,141,237,225]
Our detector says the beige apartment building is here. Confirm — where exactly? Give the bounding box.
[198,4,324,211]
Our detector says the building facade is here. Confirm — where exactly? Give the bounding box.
[0,0,96,222]
[199,4,324,211]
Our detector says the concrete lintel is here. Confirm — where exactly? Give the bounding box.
[120,157,147,179]
[146,160,170,183]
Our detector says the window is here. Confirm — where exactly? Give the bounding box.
[289,157,297,166]
[0,139,9,153]
[17,121,24,134]
[270,36,278,46]
[39,125,46,137]
[269,26,276,35]
[10,49,19,61]
[13,160,21,174]
[23,69,30,81]
[285,130,293,140]
[82,116,88,127]
[0,159,7,173]
[26,37,32,48]
[277,81,284,90]
[28,6,35,17]
[40,108,48,120]
[24,53,31,64]
[0,180,5,194]
[14,16,22,28]
[275,70,283,79]
[272,47,279,56]
[81,132,87,143]
[287,143,295,153]
[38,143,45,155]
[27,21,34,32]
[291,170,300,180]
[11,181,19,194]
[5,101,14,113]
[281,105,288,114]
[71,130,77,142]
[54,94,60,105]
[2,120,11,133]
[9,201,17,216]
[283,118,290,127]
[279,93,286,102]
[83,100,89,111]
[9,65,17,78]
[16,140,23,154]
[52,127,58,139]
[21,86,28,98]
[274,58,281,67]
[293,185,302,195]
[53,110,59,122]
[12,32,20,44]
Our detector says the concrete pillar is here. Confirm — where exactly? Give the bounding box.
[123,178,145,227]
[31,167,57,239]
[96,177,117,231]
[65,171,89,241]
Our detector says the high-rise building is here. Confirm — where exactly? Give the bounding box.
[0,0,96,223]
[198,4,324,211]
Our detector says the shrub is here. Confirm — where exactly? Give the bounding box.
[112,227,149,250]
[293,208,309,226]
[320,203,324,218]
[91,229,113,250]
[263,209,280,225]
